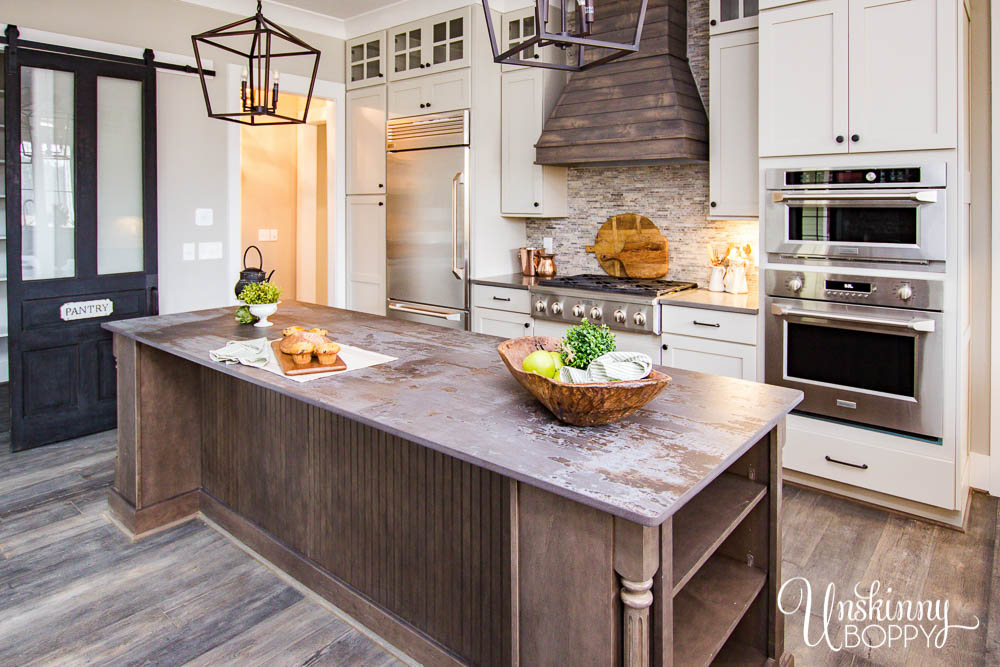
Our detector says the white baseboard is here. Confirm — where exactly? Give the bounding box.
[971,451,991,493]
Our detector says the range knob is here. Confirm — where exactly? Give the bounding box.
[614,309,627,324]
[788,277,804,292]
[572,303,586,318]
[589,306,603,320]
[535,300,547,313]
[896,283,913,301]
[633,311,647,326]
[550,302,563,315]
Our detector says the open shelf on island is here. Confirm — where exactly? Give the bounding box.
[672,472,767,595]
[673,554,767,667]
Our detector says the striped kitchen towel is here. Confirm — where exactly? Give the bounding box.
[559,351,653,384]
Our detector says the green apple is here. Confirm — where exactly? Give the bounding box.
[522,350,557,378]
[549,351,564,374]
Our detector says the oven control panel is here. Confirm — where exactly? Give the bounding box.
[766,270,943,311]
[528,291,659,334]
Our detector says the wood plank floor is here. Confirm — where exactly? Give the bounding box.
[0,431,411,666]
[0,430,997,665]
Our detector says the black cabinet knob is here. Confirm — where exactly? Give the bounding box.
[851,134,860,142]
[378,184,384,188]
[533,202,540,207]
[378,201,384,206]
[710,19,717,25]
[836,135,845,143]
[524,322,531,329]
[419,103,426,108]
[418,63,425,69]
[533,54,540,59]
[661,344,668,350]
[425,63,431,68]
[426,103,432,108]
[710,201,717,208]
[378,73,384,78]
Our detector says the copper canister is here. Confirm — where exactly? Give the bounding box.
[519,247,541,276]
[535,254,557,277]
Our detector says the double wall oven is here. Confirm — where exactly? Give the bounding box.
[763,165,948,442]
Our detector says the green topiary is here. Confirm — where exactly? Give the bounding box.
[239,282,281,305]
[560,319,616,370]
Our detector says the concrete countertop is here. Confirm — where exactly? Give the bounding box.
[471,273,540,290]
[660,286,760,315]
[105,301,799,526]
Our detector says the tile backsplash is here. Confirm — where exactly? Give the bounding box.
[524,0,758,289]
[525,165,759,288]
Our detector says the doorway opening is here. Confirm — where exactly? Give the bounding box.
[240,92,334,305]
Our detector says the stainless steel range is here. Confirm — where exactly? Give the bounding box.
[529,275,698,335]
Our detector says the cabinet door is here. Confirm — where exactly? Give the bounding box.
[427,8,472,74]
[660,334,757,381]
[346,87,386,195]
[847,0,957,152]
[709,30,759,218]
[389,21,426,81]
[472,307,533,337]
[502,68,544,215]
[710,0,761,34]
[426,68,472,113]
[387,77,425,118]
[347,196,386,316]
[759,0,849,157]
[346,31,386,90]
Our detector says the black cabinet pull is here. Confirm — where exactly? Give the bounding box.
[425,62,431,68]
[378,201,384,206]
[710,19,717,25]
[378,184,384,188]
[524,322,531,329]
[825,455,868,470]
[426,103,432,108]
[492,296,511,302]
[533,54,540,59]
[851,134,860,142]
[661,344,668,350]
[419,63,425,69]
[836,135,845,143]
[710,201,717,208]
[419,103,426,108]
[693,320,721,328]
[533,202,540,207]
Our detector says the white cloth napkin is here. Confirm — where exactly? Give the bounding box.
[209,337,271,368]
[559,351,653,384]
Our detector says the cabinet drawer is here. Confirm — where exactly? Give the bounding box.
[660,334,757,381]
[472,285,530,313]
[784,414,955,509]
[661,305,757,345]
[472,307,533,338]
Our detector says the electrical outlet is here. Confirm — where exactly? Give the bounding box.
[182,243,195,261]
[195,208,213,227]
[198,242,224,260]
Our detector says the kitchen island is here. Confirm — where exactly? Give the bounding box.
[104,301,801,667]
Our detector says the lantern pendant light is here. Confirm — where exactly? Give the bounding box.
[192,0,321,125]
[481,0,648,71]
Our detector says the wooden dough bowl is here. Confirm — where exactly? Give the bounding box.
[497,336,671,427]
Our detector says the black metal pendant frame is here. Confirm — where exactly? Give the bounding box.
[481,0,647,71]
[192,0,320,126]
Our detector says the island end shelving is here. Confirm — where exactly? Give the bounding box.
[104,301,801,666]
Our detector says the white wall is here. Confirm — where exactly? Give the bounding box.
[0,0,346,314]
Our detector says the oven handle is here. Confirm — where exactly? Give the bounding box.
[770,304,936,332]
[772,191,938,204]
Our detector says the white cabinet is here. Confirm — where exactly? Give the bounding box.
[389,7,472,81]
[759,0,957,156]
[346,87,386,195]
[501,68,567,217]
[388,68,471,118]
[710,0,760,34]
[346,196,386,316]
[473,307,534,337]
[499,5,567,71]
[660,333,757,381]
[346,31,386,90]
[709,29,759,219]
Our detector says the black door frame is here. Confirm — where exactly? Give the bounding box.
[4,26,158,450]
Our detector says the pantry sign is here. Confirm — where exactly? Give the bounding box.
[60,299,114,321]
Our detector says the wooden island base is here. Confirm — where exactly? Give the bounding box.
[110,337,791,666]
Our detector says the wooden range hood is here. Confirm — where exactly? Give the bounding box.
[535,0,709,167]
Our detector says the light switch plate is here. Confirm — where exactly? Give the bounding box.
[258,229,268,242]
[198,241,224,260]
[195,208,213,227]
[269,229,278,241]
[183,243,196,261]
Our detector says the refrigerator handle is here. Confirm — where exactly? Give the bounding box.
[451,171,465,280]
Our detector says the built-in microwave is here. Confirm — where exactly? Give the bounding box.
[764,165,947,268]
[764,270,944,441]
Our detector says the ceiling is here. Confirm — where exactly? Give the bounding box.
[272,0,404,20]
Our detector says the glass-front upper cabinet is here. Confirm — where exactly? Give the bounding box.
[500,5,567,71]
[389,7,472,81]
[346,31,386,90]
[710,0,759,34]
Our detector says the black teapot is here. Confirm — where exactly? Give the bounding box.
[234,245,275,298]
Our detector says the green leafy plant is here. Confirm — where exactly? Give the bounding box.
[239,282,281,305]
[235,305,258,325]
[560,319,616,370]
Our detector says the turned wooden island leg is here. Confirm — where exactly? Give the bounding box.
[615,518,661,667]
[108,336,203,537]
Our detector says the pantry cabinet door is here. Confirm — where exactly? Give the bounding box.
[346,87,386,195]
[501,68,544,215]
[472,307,533,337]
[347,196,386,316]
[346,31,386,90]
[759,0,849,157]
[709,30,759,218]
[847,0,957,152]
[660,334,757,381]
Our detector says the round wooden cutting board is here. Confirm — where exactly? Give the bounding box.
[585,213,669,278]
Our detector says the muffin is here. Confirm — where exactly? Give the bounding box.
[282,325,305,336]
[308,328,328,336]
[315,342,341,365]
[287,341,314,365]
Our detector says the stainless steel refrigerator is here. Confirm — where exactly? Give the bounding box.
[385,111,470,330]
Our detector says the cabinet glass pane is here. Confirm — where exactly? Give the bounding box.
[524,16,535,35]
[366,40,380,58]
[97,77,143,275]
[351,44,364,62]
[352,64,364,81]
[366,61,380,78]
[409,51,421,69]
[509,20,521,40]
[434,22,447,43]
[409,29,421,47]
[721,0,739,21]
[394,33,407,52]
[450,41,463,61]
[450,18,463,38]
[395,54,406,72]
[21,67,75,281]
[744,0,758,17]
[434,44,447,64]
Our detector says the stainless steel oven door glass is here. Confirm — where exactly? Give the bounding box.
[764,271,944,440]
[764,164,947,266]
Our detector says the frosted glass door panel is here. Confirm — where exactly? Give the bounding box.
[97,76,143,274]
[21,67,76,281]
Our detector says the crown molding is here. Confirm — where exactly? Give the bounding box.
[345,0,533,38]
[180,0,346,40]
